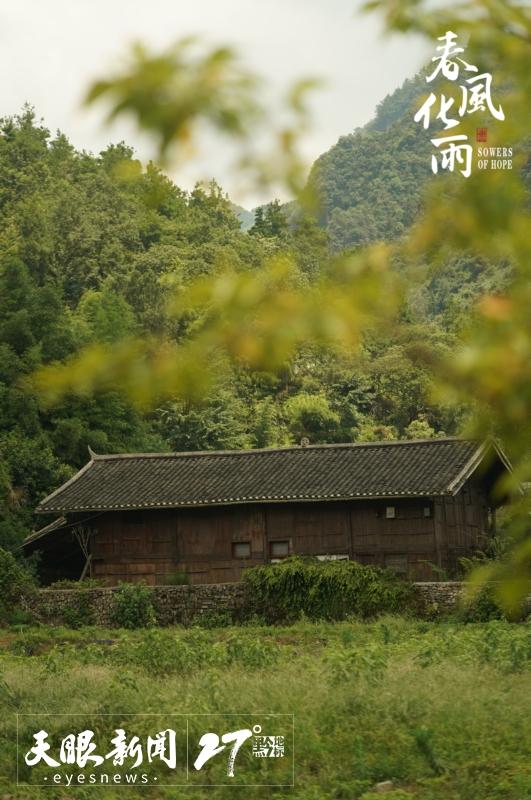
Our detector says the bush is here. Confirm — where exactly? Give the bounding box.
[62,594,95,628]
[7,607,35,626]
[225,634,279,667]
[194,609,233,628]
[127,630,198,674]
[0,547,35,623]
[111,582,156,629]
[242,556,414,623]
[457,584,506,623]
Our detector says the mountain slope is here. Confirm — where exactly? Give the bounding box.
[308,71,434,251]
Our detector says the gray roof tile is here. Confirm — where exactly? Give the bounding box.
[36,438,485,513]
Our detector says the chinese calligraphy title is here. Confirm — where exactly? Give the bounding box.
[414,31,505,178]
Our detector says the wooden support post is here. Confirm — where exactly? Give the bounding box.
[79,553,92,581]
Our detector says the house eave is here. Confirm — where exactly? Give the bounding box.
[36,491,447,516]
[22,516,68,548]
[446,438,514,496]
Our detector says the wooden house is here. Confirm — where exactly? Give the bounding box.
[24,438,511,584]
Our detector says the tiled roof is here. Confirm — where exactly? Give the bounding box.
[36,438,492,514]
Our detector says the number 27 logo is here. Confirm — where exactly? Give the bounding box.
[193,728,254,777]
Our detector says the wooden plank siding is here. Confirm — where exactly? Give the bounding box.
[434,479,490,574]
[89,479,491,585]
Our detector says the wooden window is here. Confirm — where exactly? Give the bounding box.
[423,505,432,518]
[232,541,251,559]
[385,554,408,574]
[270,540,290,559]
[385,506,396,519]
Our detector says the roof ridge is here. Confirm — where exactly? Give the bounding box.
[91,437,474,461]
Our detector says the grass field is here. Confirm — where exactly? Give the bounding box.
[0,617,530,799]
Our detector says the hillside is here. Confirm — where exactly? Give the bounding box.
[308,71,434,251]
[304,70,511,326]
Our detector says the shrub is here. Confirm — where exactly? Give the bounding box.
[326,643,388,685]
[225,634,279,667]
[111,582,156,629]
[242,556,414,623]
[129,630,197,674]
[7,607,35,626]
[194,609,233,628]
[457,584,506,623]
[62,594,95,628]
[0,547,35,623]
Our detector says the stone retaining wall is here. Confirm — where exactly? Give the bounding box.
[22,583,248,627]
[413,581,465,613]
[21,581,466,627]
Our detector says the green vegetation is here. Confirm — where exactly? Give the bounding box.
[111,582,156,629]
[48,578,105,590]
[243,557,414,622]
[0,546,35,622]
[309,72,433,250]
[45,0,526,612]
[1,617,530,797]
[3,558,516,628]
[0,109,325,550]
[0,2,528,612]
[0,101,510,558]
[0,2,528,795]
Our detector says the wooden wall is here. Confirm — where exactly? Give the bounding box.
[91,509,176,585]
[434,479,490,574]
[89,481,490,585]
